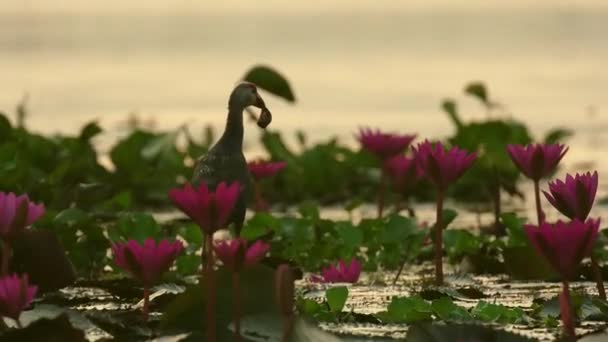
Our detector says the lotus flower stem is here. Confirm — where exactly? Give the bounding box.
[254,181,265,212]
[393,261,406,285]
[1,241,9,276]
[560,281,576,341]
[202,233,208,275]
[275,265,295,342]
[492,183,502,231]
[434,188,445,285]
[143,286,150,322]
[377,169,387,219]
[591,254,606,300]
[533,180,543,225]
[394,194,401,213]
[233,272,242,341]
[204,234,216,342]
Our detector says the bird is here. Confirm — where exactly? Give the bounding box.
[192,83,272,236]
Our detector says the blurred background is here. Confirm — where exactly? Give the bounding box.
[1,0,607,168]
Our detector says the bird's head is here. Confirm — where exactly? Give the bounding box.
[229,83,272,128]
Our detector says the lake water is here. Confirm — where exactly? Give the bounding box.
[1,1,608,183]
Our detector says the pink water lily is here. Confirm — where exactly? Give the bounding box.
[384,155,423,191]
[0,192,45,276]
[0,273,37,326]
[0,192,45,241]
[112,238,184,286]
[543,171,598,221]
[112,238,183,321]
[248,160,287,180]
[247,160,287,212]
[213,238,270,272]
[507,143,568,181]
[357,128,416,219]
[507,143,568,225]
[312,259,361,283]
[524,218,599,340]
[524,218,599,279]
[412,140,476,285]
[169,182,240,234]
[356,128,416,160]
[214,238,270,339]
[412,140,477,190]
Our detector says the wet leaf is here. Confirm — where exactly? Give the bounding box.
[471,301,527,324]
[326,286,348,313]
[242,65,296,102]
[406,323,535,342]
[0,314,86,342]
[431,297,472,322]
[377,296,433,323]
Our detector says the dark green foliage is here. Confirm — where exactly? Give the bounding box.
[260,130,377,204]
[0,114,109,209]
[110,130,189,205]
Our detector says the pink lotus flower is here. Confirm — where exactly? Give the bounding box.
[0,192,45,241]
[312,259,361,283]
[248,160,287,180]
[0,273,37,324]
[412,140,477,190]
[112,238,184,287]
[524,218,599,279]
[506,143,568,181]
[543,172,598,221]
[213,238,270,272]
[384,155,423,191]
[356,128,416,160]
[169,182,240,233]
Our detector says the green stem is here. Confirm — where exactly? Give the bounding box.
[434,188,444,285]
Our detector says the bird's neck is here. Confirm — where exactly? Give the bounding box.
[218,105,244,151]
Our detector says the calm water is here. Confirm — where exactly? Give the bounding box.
[1,1,608,178]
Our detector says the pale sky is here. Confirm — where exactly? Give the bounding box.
[4,0,608,14]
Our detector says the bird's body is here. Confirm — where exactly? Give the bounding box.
[192,83,271,235]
